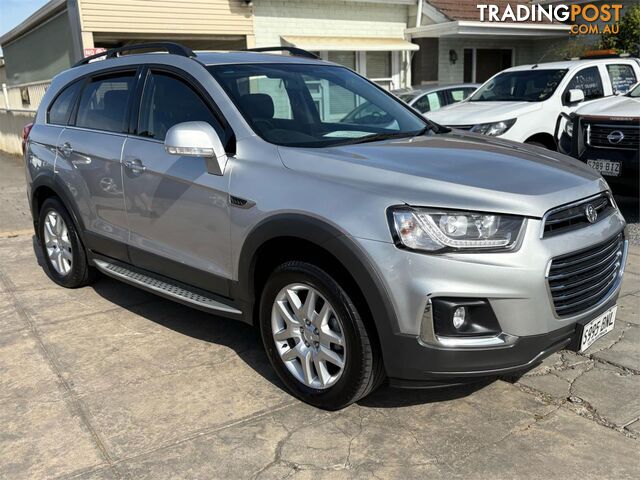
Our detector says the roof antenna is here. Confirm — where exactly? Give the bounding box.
[532,49,550,69]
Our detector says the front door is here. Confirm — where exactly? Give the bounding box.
[121,69,232,295]
[476,49,513,83]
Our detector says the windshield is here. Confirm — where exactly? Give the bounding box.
[208,63,427,147]
[470,69,568,102]
[629,83,640,97]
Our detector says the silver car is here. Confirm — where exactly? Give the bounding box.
[25,43,627,410]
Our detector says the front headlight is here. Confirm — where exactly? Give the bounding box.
[470,118,516,136]
[564,120,573,137]
[389,207,525,252]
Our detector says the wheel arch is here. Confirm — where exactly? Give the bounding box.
[525,132,557,150]
[233,214,398,365]
[31,172,86,243]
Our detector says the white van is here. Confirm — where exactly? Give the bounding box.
[427,56,640,149]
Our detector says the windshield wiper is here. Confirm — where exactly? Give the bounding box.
[333,126,430,146]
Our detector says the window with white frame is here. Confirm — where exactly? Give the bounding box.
[316,51,399,90]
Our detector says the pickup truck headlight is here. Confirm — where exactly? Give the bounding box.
[564,120,573,137]
[390,207,525,252]
[470,118,516,136]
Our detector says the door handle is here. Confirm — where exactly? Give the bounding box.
[123,159,146,173]
[58,142,73,157]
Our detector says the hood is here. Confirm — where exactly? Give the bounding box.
[427,101,542,126]
[575,94,640,118]
[278,132,605,218]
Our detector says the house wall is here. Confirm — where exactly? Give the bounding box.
[253,0,409,47]
[436,37,564,84]
[77,0,253,36]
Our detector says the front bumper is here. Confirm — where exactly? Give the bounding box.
[353,210,627,384]
[559,132,639,197]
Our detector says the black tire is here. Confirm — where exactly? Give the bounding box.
[259,261,384,410]
[37,197,96,288]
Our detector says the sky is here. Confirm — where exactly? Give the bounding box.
[0,0,50,54]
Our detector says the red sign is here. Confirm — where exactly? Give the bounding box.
[83,48,107,58]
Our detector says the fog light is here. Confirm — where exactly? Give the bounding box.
[452,307,466,329]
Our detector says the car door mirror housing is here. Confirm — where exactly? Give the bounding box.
[566,89,585,105]
[164,121,228,175]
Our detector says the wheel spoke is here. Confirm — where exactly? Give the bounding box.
[300,349,314,385]
[301,289,317,320]
[314,358,329,387]
[285,288,302,317]
[319,325,344,347]
[281,343,302,362]
[276,300,300,327]
[44,220,55,239]
[318,346,344,369]
[56,250,66,274]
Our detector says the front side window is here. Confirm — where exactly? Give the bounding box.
[606,64,637,94]
[75,73,135,133]
[629,83,640,98]
[209,63,426,148]
[48,80,82,125]
[564,67,604,101]
[470,69,568,102]
[138,71,224,140]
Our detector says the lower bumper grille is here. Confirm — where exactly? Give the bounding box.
[547,233,625,317]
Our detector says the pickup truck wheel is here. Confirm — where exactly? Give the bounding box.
[259,261,383,410]
[38,197,95,288]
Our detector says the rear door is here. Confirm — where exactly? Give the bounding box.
[121,68,233,295]
[54,70,138,257]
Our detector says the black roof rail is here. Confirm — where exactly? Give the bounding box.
[244,46,320,60]
[73,42,196,67]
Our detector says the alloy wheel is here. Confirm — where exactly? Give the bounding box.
[43,210,73,276]
[271,283,346,389]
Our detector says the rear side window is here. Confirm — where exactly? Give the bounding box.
[565,67,604,101]
[137,71,224,141]
[48,81,82,125]
[414,91,443,113]
[448,88,470,103]
[606,64,637,94]
[75,73,136,133]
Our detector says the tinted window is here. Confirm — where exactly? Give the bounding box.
[470,69,568,102]
[607,64,637,94]
[48,81,82,125]
[138,71,223,141]
[414,92,443,113]
[565,67,604,101]
[75,73,135,132]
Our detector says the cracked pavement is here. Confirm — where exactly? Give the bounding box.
[1,153,639,479]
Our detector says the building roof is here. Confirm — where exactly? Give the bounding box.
[426,0,553,23]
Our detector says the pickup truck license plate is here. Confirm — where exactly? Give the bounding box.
[580,306,617,352]
[587,159,621,177]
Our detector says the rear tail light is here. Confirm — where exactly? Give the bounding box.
[22,122,34,155]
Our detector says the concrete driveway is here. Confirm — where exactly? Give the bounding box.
[1,153,638,479]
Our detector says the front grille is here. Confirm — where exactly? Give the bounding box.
[543,193,613,237]
[547,233,624,317]
[586,122,639,150]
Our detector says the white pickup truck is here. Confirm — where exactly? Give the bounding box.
[428,56,640,150]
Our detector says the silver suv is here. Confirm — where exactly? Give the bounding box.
[25,43,627,410]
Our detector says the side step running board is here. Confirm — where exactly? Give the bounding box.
[93,259,242,316]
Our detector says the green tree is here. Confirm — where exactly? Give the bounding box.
[599,3,640,56]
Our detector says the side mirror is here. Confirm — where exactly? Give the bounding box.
[566,89,585,105]
[164,121,228,176]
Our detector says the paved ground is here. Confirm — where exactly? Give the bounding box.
[0,152,639,479]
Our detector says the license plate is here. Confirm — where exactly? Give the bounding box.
[580,306,617,352]
[587,159,621,177]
